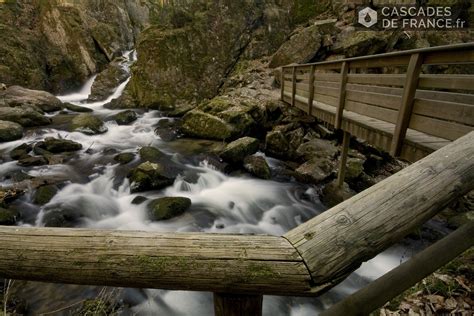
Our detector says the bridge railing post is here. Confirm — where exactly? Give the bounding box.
[280,67,284,101]
[335,61,349,130]
[291,66,296,107]
[307,65,315,115]
[390,53,424,156]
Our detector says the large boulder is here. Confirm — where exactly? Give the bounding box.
[63,102,93,113]
[88,58,129,102]
[0,107,51,127]
[220,137,260,165]
[296,138,338,160]
[265,131,289,158]
[128,161,177,193]
[331,30,396,58]
[0,120,23,142]
[147,197,191,221]
[0,85,62,112]
[138,146,165,163]
[269,20,337,68]
[70,114,108,135]
[181,97,262,141]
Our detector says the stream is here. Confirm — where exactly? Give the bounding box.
[1,51,424,315]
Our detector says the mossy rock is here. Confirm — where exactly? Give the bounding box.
[321,179,356,208]
[33,185,58,205]
[70,114,108,135]
[88,59,129,102]
[128,161,176,193]
[147,197,191,221]
[0,207,19,225]
[295,157,334,184]
[111,110,137,125]
[139,146,165,163]
[0,107,51,127]
[345,158,365,180]
[17,155,48,167]
[1,85,62,112]
[114,152,135,165]
[0,120,23,142]
[181,110,237,141]
[63,102,93,113]
[10,143,33,160]
[220,137,260,165]
[131,196,148,205]
[265,131,289,158]
[243,156,272,179]
[37,137,82,153]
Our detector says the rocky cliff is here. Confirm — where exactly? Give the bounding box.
[0,0,150,93]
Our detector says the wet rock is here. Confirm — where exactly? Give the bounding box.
[220,137,260,165]
[114,152,135,165]
[17,155,48,167]
[3,170,33,182]
[0,107,51,127]
[155,118,179,142]
[111,110,137,125]
[147,197,191,221]
[295,157,334,183]
[287,127,305,152]
[139,146,165,163]
[0,120,23,142]
[296,139,338,160]
[10,143,33,160]
[321,180,356,208]
[37,137,82,153]
[0,85,62,112]
[243,156,271,179]
[270,23,323,68]
[345,157,365,180]
[70,114,108,135]
[33,185,58,205]
[128,161,176,193]
[88,58,129,102]
[63,103,93,113]
[131,196,148,205]
[265,131,289,158]
[0,207,19,225]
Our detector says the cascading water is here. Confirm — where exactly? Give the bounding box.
[0,50,420,315]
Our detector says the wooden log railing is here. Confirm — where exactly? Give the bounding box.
[0,132,473,315]
[281,42,474,166]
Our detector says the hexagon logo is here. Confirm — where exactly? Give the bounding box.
[358,7,377,28]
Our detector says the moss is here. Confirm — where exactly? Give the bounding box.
[290,0,331,26]
[33,185,58,205]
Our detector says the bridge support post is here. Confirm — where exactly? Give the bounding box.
[291,66,296,107]
[335,61,349,130]
[214,293,263,316]
[320,221,474,316]
[307,65,315,115]
[336,131,350,187]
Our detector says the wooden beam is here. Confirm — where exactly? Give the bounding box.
[285,131,474,285]
[336,131,350,187]
[390,53,424,156]
[214,293,263,316]
[0,230,313,296]
[307,65,315,115]
[320,221,474,316]
[335,62,349,130]
[291,66,296,107]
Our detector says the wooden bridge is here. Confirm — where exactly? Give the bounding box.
[1,44,474,316]
[281,43,473,167]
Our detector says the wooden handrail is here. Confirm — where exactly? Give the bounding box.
[0,132,473,301]
[282,42,474,70]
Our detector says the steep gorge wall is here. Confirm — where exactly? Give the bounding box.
[0,0,151,93]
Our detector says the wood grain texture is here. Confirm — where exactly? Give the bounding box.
[285,131,474,284]
[0,229,313,296]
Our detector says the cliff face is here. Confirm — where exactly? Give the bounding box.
[0,0,150,93]
[126,0,333,109]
